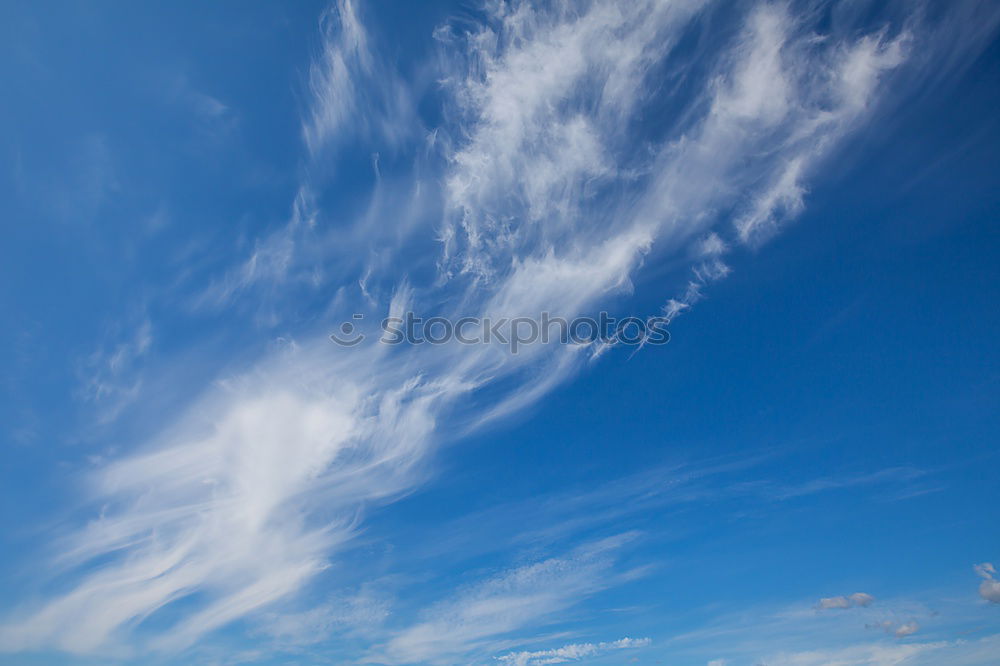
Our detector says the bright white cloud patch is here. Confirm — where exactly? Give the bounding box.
[496,636,650,666]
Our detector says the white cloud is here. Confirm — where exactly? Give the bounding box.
[303,0,415,156]
[819,597,853,610]
[978,580,1000,602]
[438,0,709,283]
[496,636,651,666]
[161,72,237,140]
[255,590,390,646]
[757,634,1000,666]
[866,618,921,640]
[851,593,877,608]
[303,0,371,155]
[974,562,1000,603]
[666,590,971,666]
[974,562,996,578]
[815,592,924,641]
[78,317,153,424]
[761,640,947,666]
[726,8,909,245]
[372,535,638,665]
[818,593,875,610]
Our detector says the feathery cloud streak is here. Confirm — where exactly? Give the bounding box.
[496,636,650,666]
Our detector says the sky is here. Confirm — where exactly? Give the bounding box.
[0,0,999,665]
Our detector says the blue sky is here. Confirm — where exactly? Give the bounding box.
[1,0,999,664]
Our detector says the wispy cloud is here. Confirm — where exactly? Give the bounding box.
[303,0,416,156]
[744,634,1000,665]
[496,636,650,666]
[974,563,1000,603]
[370,534,640,665]
[818,593,876,610]
[758,640,946,666]
[77,317,153,425]
[666,592,996,665]
[253,589,390,647]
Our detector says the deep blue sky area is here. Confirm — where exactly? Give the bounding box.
[1,1,998,665]
[419,32,1000,627]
